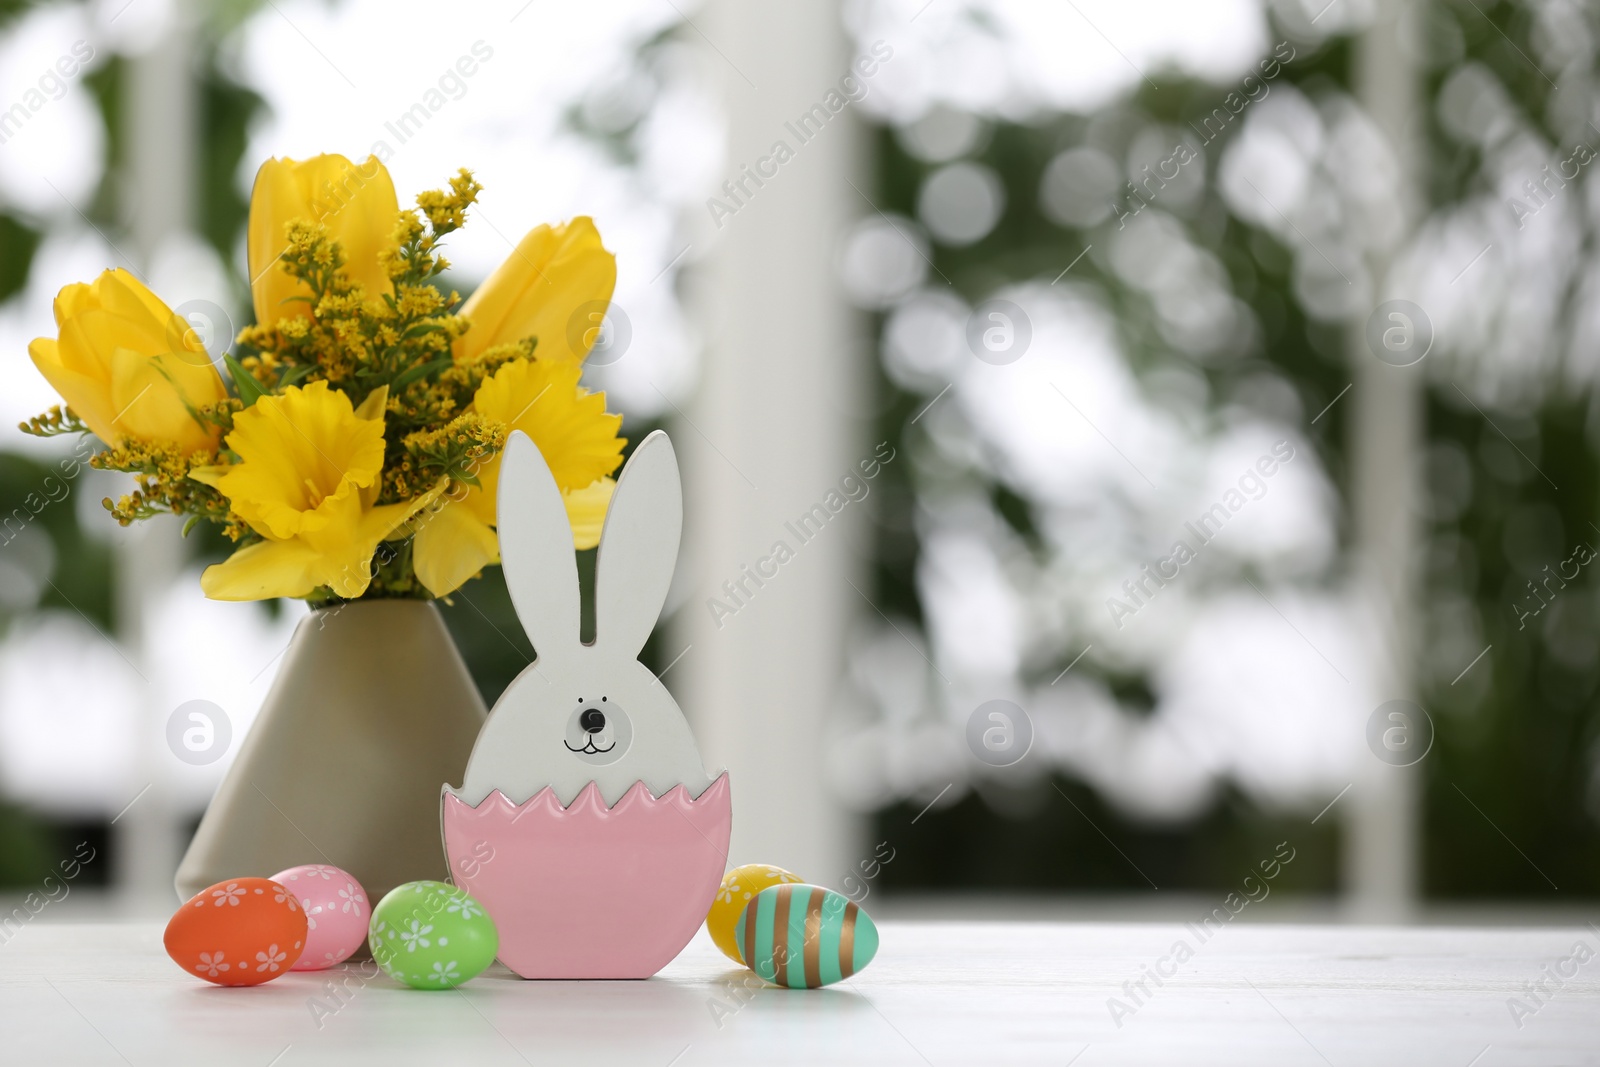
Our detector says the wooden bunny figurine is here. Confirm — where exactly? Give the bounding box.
[442,429,731,979]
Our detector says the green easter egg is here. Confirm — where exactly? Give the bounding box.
[369,880,498,990]
[736,883,878,988]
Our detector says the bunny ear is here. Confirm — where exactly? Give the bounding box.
[593,429,682,660]
[496,430,581,659]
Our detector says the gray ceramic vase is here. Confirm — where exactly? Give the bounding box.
[174,599,487,904]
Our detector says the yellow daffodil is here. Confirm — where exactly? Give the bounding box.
[412,358,624,597]
[27,268,226,452]
[192,381,437,601]
[456,217,616,365]
[248,154,399,326]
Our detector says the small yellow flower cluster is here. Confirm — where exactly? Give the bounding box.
[415,170,482,235]
[241,207,468,395]
[384,169,479,285]
[388,412,508,502]
[88,397,240,530]
[394,339,529,431]
[17,405,88,439]
[235,171,481,398]
[92,439,245,539]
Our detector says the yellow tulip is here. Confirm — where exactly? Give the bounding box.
[27,268,226,452]
[456,217,616,364]
[412,358,624,597]
[192,382,438,601]
[248,154,399,326]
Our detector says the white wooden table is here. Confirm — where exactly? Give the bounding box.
[1,921,1596,1065]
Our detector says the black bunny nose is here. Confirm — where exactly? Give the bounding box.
[580,708,606,734]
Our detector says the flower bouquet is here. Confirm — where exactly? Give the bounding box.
[22,154,624,602]
[18,153,628,900]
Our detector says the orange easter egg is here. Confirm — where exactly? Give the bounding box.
[164,877,308,986]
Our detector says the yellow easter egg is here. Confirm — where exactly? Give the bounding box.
[706,863,804,964]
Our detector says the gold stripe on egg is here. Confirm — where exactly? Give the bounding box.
[802,888,824,988]
[772,885,793,984]
[839,901,858,978]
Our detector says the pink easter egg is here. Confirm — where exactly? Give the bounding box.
[270,864,369,970]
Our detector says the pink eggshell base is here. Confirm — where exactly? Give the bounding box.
[441,773,731,979]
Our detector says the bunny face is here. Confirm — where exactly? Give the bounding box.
[451,429,717,807]
[563,695,629,762]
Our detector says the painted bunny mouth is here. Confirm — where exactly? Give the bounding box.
[563,738,616,755]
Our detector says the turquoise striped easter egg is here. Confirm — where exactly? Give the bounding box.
[735,883,878,988]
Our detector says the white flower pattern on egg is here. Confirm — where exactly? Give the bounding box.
[211,883,245,907]
[255,944,287,973]
[338,883,364,915]
[443,895,480,921]
[399,920,432,953]
[196,951,229,977]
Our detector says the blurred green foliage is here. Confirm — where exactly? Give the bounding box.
[0,215,41,303]
[0,10,269,887]
[0,452,115,886]
[867,3,1600,900]
[875,781,1337,899]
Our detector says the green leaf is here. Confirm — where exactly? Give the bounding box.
[182,515,203,537]
[225,355,266,407]
[277,363,315,388]
[392,357,453,392]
